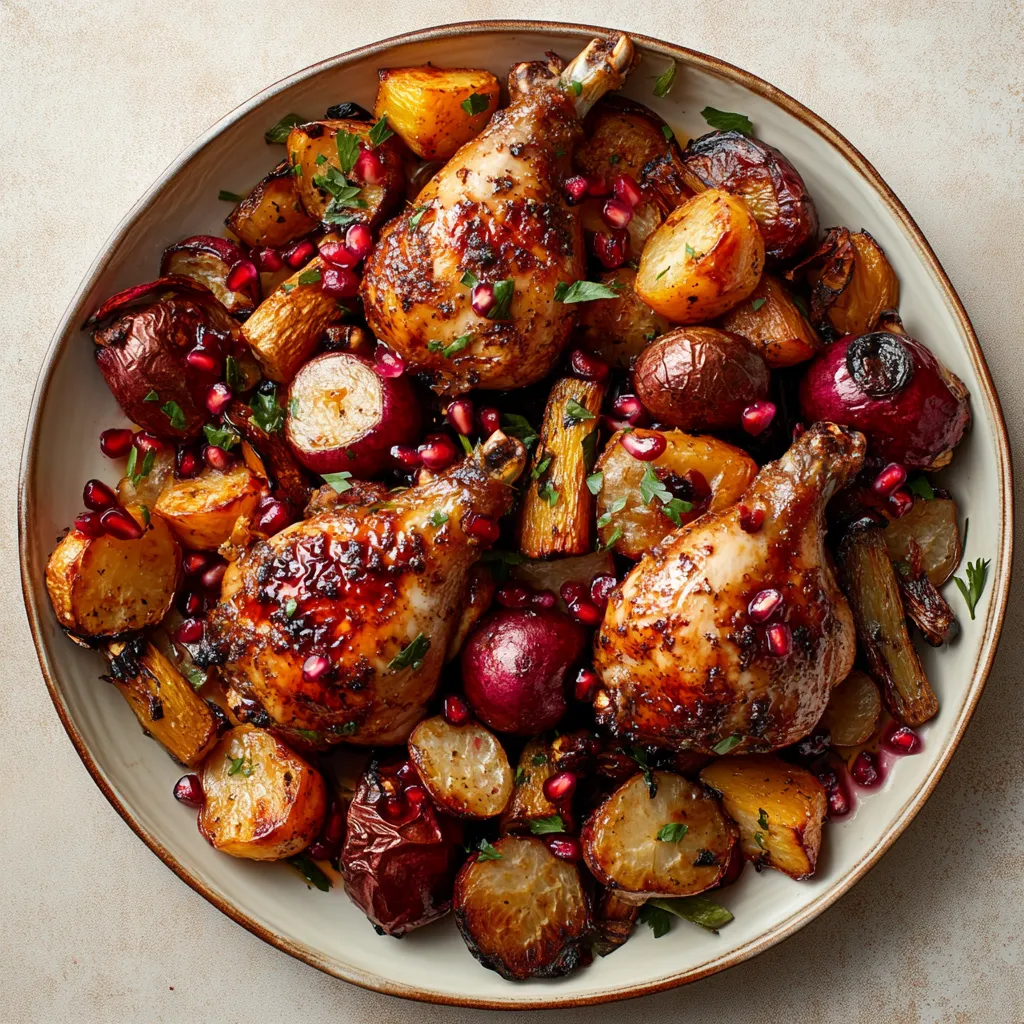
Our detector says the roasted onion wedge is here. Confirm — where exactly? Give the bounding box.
[882,496,962,586]
[719,273,820,368]
[225,163,318,249]
[820,670,883,747]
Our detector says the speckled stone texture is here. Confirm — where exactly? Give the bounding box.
[1,1,1021,1021]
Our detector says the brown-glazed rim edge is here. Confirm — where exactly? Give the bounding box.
[18,19,1014,1010]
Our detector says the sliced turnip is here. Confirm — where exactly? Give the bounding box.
[285,352,421,477]
[160,235,260,316]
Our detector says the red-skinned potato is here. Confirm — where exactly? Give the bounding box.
[632,326,769,431]
[681,130,819,264]
[460,607,587,735]
[160,235,259,316]
[799,330,970,469]
[284,351,422,477]
[225,162,319,249]
[341,758,464,936]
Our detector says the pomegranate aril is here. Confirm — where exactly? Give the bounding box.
[100,507,143,540]
[563,175,589,203]
[201,562,226,590]
[620,431,666,461]
[405,785,427,806]
[495,584,531,609]
[186,348,220,375]
[446,399,475,435]
[203,445,232,471]
[612,174,643,207]
[183,552,208,576]
[560,581,587,606]
[569,600,603,627]
[816,769,838,792]
[851,751,880,787]
[254,247,283,272]
[83,479,118,511]
[827,786,850,817]
[586,174,609,196]
[417,434,457,470]
[478,407,501,434]
[307,840,336,861]
[344,223,373,261]
[254,498,293,535]
[74,511,105,537]
[574,667,599,702]
[466,514,500,544]
[888,489,913,518]
[748,588,783,623]
[741,400,776,436]
[173,774,203,808]
[872,462,907,497]
[179,591,204,616]
[765,622,792,657]
[174,618,204,644]
[593,230,627,269]
[321,266,360,297]
[794,728,831,761]
[531,590,556,609]
[739,504,765,533]
[543,771,577,801]
[134,432,163,454]
[374,343,405,379]
[176,446,200,479]
[569,348,609,381]
[470,282,495,317]
[353,147,385,184]
[611,394,645,424]
[284,239,316,269]
[602,197,633,230]
[225,260,258,293]
[319,241,359,268]
[99,428,134,459]
[546,836,582,862]
[886,725,920,754]
[302,655,331,682]
[590,573,617,609]
[390,444,421,469]
[443,694,471,726]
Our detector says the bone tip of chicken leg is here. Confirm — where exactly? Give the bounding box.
[559,33,636,115]
[478,429,528,483]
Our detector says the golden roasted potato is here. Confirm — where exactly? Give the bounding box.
[575,267,670,369]
[700,756,827,880]
[45,508,180,637]
[154,461,262,550]
[719,273,821,367]
[636,188,765,323]
[225,162,318,249]
[374,66,500,160]
[199,725,327,861]
[582,771,736,901]
[821,670,883,747]
[408,716,513,819]
[454,836,590,980]
[106,640,219,767]
[116,447,176,508]
[594,428,757,558]
[882,496,962,586]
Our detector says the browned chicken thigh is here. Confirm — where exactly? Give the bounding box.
[592,422,866,754]
[361,35,635,394]
[207,432,526,746]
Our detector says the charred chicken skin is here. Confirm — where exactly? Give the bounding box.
[207,432,526,746]
[593,422,866,754]
[361,35,635,394]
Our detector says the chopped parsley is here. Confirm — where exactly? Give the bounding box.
[531,455,553,480]
[227,755,254,777]
[218,189,244,202]
[476,838,502,861]
[409,205,428,229]
[563,398,595,426]
[700,106,753,134]
[388,632,431,672]
[284,598,298,618]
[125,446,155,486]
[751,297,767,311]
[657,822,689,843]
[653,62,677,98]
[586,471,604,495]
[538,481,559,507]
[265,112,304,144]
[655,265,671,280]
[598,526,623,551]
[661,124,675,142]
[712,734,743,755]
[758,808,770,830]
[203,424,240,450]
[639,464,693,526]
[287,853,332,891]
[529,814,565,835]
[185,665,205,691]
[427,511,449,527]
[322,471,353,493]
[531,753,548,766]
[161,401,186,431]
[488,279,515,320]
[295,728,319,741]
[334,130,361,174]
[249,388,285,434]
[581,428,599,470]
[554,279,621,303]
[460,92,490,116]
[570,81,583,97]
[597,496,627,529]
[367,115,394,147]
[954,557,991,621]
[500,413,538,449]
[143,390,159,402]
[907,474,935,500]
[225,355,244,390]
[298,267,322,285]
[685,242,697,258]
[624,746,657,797]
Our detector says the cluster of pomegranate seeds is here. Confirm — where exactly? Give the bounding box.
[765,622,792,657]
[872,462,907,496]
[175,618,204,644]
[748,588,783,623]
[205,382,233,416]
[593,230,627,269]
[741,400,777,436]
[373,342,406,379]
[173,774,204,808]
[443,694,471,726]
[418,434,457,470]
[602,198,633,230]
[851,751,881,787]
[612,174,643,208]
[466,514,500,544]
[887,489,914,517]
[470,282,496,317]
[478,407,501,434]
[543,771,577,801]
[569,348,609,382]
[302,655,331,683]
[254,247,283,272]
[284,239,316,269]
[225,260,258,293]
[495,584,531,609]
[545,836,582,863]
[619,431,666,461]
[83,479,118,511]
[353,147,385,184]
[738,504,765,533]
[574,667,599,702]
[446,399,475,435]
[99,428,134,459]
[253,496,294,536]
[885,724,920,754]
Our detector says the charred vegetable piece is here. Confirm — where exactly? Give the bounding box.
[681,130,818,264]
[632,327,769,432]
[454,836,590,980]
[160,235,260,316]
[591,889,639,956]
[582,771,736,900]
[199,725,327,860]
[700,756,827,880]
[820,670,883,747]
[105,639,219,767]
[883,497,962,586]
[341,758,464,935]
[374,66,500,159]
[500,732,593,834]
[897,555,959,647]
[46,508,180,637]
[225,163,318,249]
[719,273,821,368]
[837,527,939,726]
[594,428,757,558]
[635,188,765,324]
[517,376,607,558]
[408,716,513,819]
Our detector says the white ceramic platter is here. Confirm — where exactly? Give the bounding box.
[19,20,1013,1009]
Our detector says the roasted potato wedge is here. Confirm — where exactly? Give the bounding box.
[408,716,513,819]
[500,734,591,834]
[594,428,757,558]
[700,756,827,880]
[632,326,770,431]
[105,639,219,767]
[575,267,670,369]
[635,189,765,323]
[517,376,607,558]
[820,670,883,747]
[582,771,736,901]
[719,273,821,368]
[199,725,327,861]
[154,461,262,550]
[45,508,180,637]
[374,66,499,160]
[454,836,590,980]
[883,496,961,586]
[225,162,318,249]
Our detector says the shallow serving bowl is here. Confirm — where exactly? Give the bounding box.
[19,19,1013,1009]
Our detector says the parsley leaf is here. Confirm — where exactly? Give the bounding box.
[953,557,991,621]
[639,902,673,938]
[662,498,692,527]
[758,808,769,830]
[488,279,515,320]
[298,267,322,286]
[500,413,539,449]
[655,265,671,280]
[653,62,677,98]
[284,598,298,618]
[335,130,361,175]
[287,853,332,891]
[529,814,565,835]
[641,896,734,935]
[754,831,766,849]
[458,434,473,456]
[624,745,657,797]
[225,354,244,391]
[249,388,285,434]
[444,334,471,358]
[367,115,394,147]
[460,270,479,288]
[126,447,155,486]
[564,398,595,426]
[554,279,621,303]
[570,81,583,97]
[596,496,627,529]
[538,481,559,507]
[265,112,304,144]
[751,297,767,311]
[581,428,599,471]
[586,470,604,495]
[427,511,449,527]
[514,766,527,785]
[640,464,672,505]
[185,665,206,691]
[712,734,743,755]
[388,632,431,672]
[476,838,503,861]
[144,390,159,402]
[322,471,353,493]
[461,92,490,116]
[657,822,689,842]
[203,424,240,450]
[685,243,696,258]
[661,124,675,142]
[701,106,753,134]
[295,728,319,741]
[907,474,935,501]
[409,205,428,229]
[531,455,553,480]
[531,753,548,766]
[598,526,623,551]
[161,401,186,431]
[218,189,244,202]
[227,756,254,777]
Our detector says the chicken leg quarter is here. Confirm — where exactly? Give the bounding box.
[592,422,866,753]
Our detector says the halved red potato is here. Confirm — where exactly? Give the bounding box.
[582,771,736,901]
[594,428,758,558]
[284,351,421,477]
[820,670,883,747]
[882,496,962,586]
[154,462,263,550]
[225,162,318,249]
[700,756,827,879]
[635,189,765,323]
[454,836,590,980]
[199,725,327,860]
[408,716,513,819]
[374,66,500,160]
[45,508,180,637]
[160,235,259,316]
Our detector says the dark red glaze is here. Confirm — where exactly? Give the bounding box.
[545,836,582,863]
[443,694,471,726]
[619,431,666,461]
[569,348,609,382]
[74,511,105,537]
[593,230,627,269]
[175,618,204,644]
[446,399,475,436]
[99,427,134,458]
[602,198,633,230]
[741,400,776,436]
[83,479,118,511]
[100,507,143,540]
[173,774,204,808]
[543,771,577,802]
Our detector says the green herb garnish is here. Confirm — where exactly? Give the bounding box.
[531,455,552,480]
[409,205,428,229]
[657,822,689,843]
[284,598,298,618]
[538,481,559,507]
[586,471,604,495]
[227,756,254,777]
[476,838,502,861]
[322,471,353,494]
[596,496,627,529]
[701,106,753,134]
[427,511,449,527]
[639,895,734,936]
[751,297,767,311]
[218,189,244,202]
[488,279,515,320]
[907,475,935,501]
[598,526,623,551]
[126,446,155,487]
[265,113,304,144]
[144,390,159,402]
[758,808,769,830]
[388,632,431,672]
[225,354,243,391]
[203,424,240,450]
[367,115,394,147]
[287,853,332,891]
[570,81,583,97]
[653,62,676,98]
[500,413,538,449]
[185,665,206,691]
[685,243,696,258]
[563,398,595,425]
[624,745,657,797]
[531,753,548,766]
[954,557,991,621]
[655,265,671,280]
[554,279,621,303]
[529,814,565,835]
[335,130,361,175]
[298,267,322,285]
[249,388,285,434]
[581,428,599,471]
[661,124,675,141]
[161,401,186,431]
[461,92,490,116]
[712,734,743,755]
[295,728,319,741]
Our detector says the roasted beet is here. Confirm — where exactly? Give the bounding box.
[341,759,464,936]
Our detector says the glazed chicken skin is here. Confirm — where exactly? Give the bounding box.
[361,35,635,394]
[207,432,526,746]
[593,422,866,754]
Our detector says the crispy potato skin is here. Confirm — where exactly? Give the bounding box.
[636,189,765,323]
[575,267,669,369]
[375,66,500,160]
[632,326,769,431]
[681,130,818,264]
[226,162,318,248]
[700,756,827,879]
[199,725,327,860]
[45,510,180,637]
[154,462,263,550]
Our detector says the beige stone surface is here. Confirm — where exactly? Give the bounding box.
[1,0,1022,1021]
